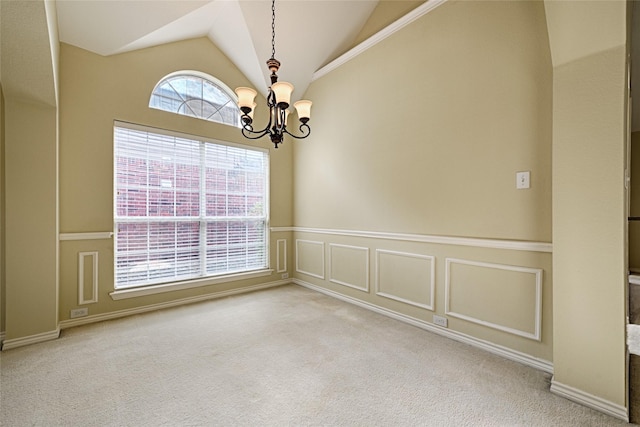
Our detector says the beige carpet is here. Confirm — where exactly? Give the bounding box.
[0,284,630,426]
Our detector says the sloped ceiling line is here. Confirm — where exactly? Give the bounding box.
[55,0,380,102]
[313,0,448,82]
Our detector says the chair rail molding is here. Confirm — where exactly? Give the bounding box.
[288,227,552,252]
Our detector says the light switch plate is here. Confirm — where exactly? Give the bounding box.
[516,171,530,189]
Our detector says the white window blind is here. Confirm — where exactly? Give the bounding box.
[114,123,269,289]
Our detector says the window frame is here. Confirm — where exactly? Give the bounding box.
[149,70,242,128]
[112,121,271,297]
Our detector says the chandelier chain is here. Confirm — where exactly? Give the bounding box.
[271,0,276,60]
[235,0,312,148]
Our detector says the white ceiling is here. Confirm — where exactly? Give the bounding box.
[55,0,381,102]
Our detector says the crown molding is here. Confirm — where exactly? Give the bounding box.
[313,0,449,81]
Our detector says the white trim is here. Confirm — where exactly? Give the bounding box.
[112,121,271,290]
[375,249,435,311]
[293,278,553,374]
[271,226,294,233]
[290,227,552,253]
[78,251,99,304]
[329,243,370,292]
[445,258,543,341]
[63,280,289,330]
[150,70,239,104]
[149,70,241,128]
[114,120,269,154]
[1,328,61,351]
[276,239,287,273]
[0,332,5,344]
[110,269,273,300]
[295,239,325,279]
[550,378,628,422]
[312,0,448,81]
[59,232,113,241]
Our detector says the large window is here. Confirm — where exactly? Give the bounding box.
[114,122,269,289]
[149,71,241,127]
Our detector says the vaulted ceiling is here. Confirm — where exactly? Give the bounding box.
[54,0,390,102]
[0,0,428,110]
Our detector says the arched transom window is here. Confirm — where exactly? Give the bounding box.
[149,71,240,127]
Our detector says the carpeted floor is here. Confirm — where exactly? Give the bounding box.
[0,284,632,426]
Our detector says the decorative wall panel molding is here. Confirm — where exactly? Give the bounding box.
[376,249,435,310]
[294,278,553,374]
[329,244,369,292]
[445,258,542,341]
[276,239,287,273]
[78,251,99,304]
[295,239,325,279]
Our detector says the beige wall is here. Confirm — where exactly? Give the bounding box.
[549,37,628,416]
[296,0,551,242]
[4,98,59,340]
[293,1,553,361]
[57,40,294,322]
[1,85,5,335]
[1,0,60,344]
[544,0,627,69]
[352,0,423,46]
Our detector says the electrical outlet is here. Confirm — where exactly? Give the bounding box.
[281,273,289,279]
[70,308,88,318]
[433,315,448,328]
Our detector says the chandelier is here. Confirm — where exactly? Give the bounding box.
[234,0,312,149]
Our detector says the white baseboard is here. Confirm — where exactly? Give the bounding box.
[1,328,61,351]
[293,278,553,374]
[60,280,290,330]
[550,378,628,422]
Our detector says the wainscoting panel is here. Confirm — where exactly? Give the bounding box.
[291,227,552,363]
[276,239,287,273]
[376,249,434,310]
[329,244,369,292]
[445,258,542,341]
[296,239,325,279]
[78,251,99,304]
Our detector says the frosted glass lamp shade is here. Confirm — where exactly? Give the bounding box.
[271,82,294,106]
[294,100,312,122]
[235,87,257,110]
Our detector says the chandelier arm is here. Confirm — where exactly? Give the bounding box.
[283,123,311,140]
[240,125,272,140]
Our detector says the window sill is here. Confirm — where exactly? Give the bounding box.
[109,269,274,300]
